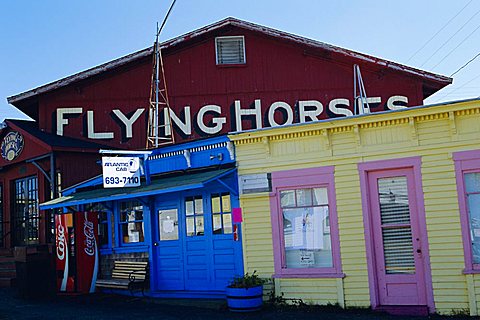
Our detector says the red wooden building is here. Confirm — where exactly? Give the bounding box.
[0,17,451,287]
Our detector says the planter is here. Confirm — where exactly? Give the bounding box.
[226,285,263,312]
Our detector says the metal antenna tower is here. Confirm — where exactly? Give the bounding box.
[353,64,371,115]
[146,0,177,149]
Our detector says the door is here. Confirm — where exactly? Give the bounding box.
[368,168,427,306]
[154,207,184,290]
[12,176,39,246]
[153,191,242,294]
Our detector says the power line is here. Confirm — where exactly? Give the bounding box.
[407,0,473,63]
[450,51,480,76]
[431,24,480,70]
[433,73,480,102]
[419,7,480,68]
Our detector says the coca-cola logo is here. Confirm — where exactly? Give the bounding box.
[56,224,66,260]
[84,216,96,256]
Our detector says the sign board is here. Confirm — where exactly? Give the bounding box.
[1,131,24,161]
[239,173,271,194]
[102,157,141,188]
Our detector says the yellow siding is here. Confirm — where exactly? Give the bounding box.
[231,100,480,315]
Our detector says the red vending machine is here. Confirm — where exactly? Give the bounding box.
[55,212,99,294]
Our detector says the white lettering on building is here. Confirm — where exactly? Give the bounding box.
[54,95,409,139]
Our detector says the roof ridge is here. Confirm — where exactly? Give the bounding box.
[7,17,451,106]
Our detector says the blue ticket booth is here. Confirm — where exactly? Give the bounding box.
[40,136,244,298]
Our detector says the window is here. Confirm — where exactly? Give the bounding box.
[454,150,480,272]
[119,201,144,244]
[280,188,331,268]
[270,166,342,277]
[159,209,179,241]
[211,193,233,234]
[185,196,204,236]
[215,36,246,65]
[12,176,39,246]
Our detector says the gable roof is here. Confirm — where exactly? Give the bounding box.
[7,17,452,106]
[6,119,112,150]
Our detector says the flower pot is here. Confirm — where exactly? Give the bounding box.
[226,285,263,312]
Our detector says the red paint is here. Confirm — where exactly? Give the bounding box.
[10,27,447,150]
[75,212,99,294]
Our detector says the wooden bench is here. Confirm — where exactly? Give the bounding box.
[96,260,148,296]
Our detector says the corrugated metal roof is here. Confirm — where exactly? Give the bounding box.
[7,17,451,105]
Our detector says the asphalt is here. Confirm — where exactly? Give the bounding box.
[0,288,474,320]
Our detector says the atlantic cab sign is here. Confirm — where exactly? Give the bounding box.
[1,131,24,161]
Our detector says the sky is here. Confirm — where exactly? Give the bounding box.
[1,0,479,122]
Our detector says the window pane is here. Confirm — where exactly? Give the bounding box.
[195,198,203,214]
[186,217,195,236]
[466,173,480,193]
[222,194,231,212]
[213,214,222,234]
[296,189,312,207]
[467,193,480,263]
[121,222,144,243]
[224,213,233,234]
[119,201,144,244]
[196,216,204,235]
[313,188,328,205]
[159,209,178,241]
[212,196,221,213]
[280,190,295,208]
[186,199,194,216]
[283,205,332,269]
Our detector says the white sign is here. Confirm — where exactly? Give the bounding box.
[239,173,271,194]
[102,157,141,188]
[300,250,315,266]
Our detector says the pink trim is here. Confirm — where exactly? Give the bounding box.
[269,166,342,277]
[358,157,435,313]
[453,149,480,272]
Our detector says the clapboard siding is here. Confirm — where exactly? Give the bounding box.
[231,100,480,315]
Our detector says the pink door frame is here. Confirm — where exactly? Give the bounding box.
[368,168,426,306]
[358,157,435,312]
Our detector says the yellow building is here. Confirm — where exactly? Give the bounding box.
[229,98,480,316]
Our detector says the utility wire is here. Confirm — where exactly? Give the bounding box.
[434,73,480,102]
[450,51,480,77]
[407,0,473,63]
[431,24,480,70]
[419,7,480,68]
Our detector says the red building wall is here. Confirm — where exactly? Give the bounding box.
[35,27,428,150]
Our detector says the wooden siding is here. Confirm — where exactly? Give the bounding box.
[232,100,480,315]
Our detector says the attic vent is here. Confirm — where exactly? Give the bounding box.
[215,36,245,65]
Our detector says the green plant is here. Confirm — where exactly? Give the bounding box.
[228,270,266,288]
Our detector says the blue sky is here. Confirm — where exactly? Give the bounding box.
[1,0,479,122]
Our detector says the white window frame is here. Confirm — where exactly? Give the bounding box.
[215,36,246,65]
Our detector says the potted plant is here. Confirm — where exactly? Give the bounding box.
[226,271,266,312]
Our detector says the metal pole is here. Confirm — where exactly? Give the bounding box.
[155,24,160,147]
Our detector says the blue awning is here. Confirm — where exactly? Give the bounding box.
[40,168,235,210]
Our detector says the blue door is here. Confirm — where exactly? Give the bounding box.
[153,190,242,294]
[154,206,184,290]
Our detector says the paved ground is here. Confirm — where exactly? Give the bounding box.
[0,288,473,320]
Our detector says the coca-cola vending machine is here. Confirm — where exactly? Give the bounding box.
[55,212,99,294]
